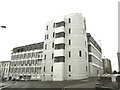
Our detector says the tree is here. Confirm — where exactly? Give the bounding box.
[118,71,120,74]
[112,70,118,74]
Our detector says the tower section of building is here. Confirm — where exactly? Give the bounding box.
[41,20,56,81]
[64,13,89,80]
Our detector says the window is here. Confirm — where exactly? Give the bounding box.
[88,55,92,62]
[85,52,87,59]
[56,21,65,28]
[69,18,71,23]
[52,43,54,48]
[47,34,49,39]
[88,45,91,52]
[54,56,65,62]
[45,44,47,49]
[52,53,54,59]
[44,55,46,60]
[45,35,46,40]
[44,66,45,72]
[69,28,71,34]
[55,32,65,38]
[69,39,71,45]
[55,43,65,49]
[79,51,82,57]
[53,32,55,37]
[69,51,71,58]
[86,66,87,72]
[46,25,48,30]
[51,66,53,72]
[85,41,86,47]
[53,23,55,28]
[69,65,71,72]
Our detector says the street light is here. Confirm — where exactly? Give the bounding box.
[0,26,6,28]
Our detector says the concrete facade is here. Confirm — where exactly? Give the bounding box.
[87,33,103,77]
[10,42,43,80]
[42,13,88,81]
[102,58,112,74]
[9,13,103,81]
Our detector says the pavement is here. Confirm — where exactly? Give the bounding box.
[0,81,16,90]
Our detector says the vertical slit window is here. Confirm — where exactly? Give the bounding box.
[69,28,71,34]
[44,55,46,60]
[52,53,54,59]
[69,65,71,72]
[69,39,71,45]
[51,66,53,72]
[52,43,54,48]
[69,51,71,58]
[53,32,55,37]
[53,23,55,28]
[44,66,45,72]
[69,18,71,23]
[45,44,47,49]
[46,25,48,30]
[79,51,82,57]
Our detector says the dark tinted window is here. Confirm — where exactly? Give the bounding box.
[54,56,65,62]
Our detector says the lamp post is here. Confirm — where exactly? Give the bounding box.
[0,26,6,28]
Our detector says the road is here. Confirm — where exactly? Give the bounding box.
[1,78,97,89]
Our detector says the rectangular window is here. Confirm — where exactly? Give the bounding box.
[69,18,71,23]
[52,43,54,48]
[52,53,54,59]
[69,51,71,58]
[79,51,82,57]
[56,21,65,28]
[53,32,55,37]
[44,66,45,72]
[69,28,71,34]
[54,56,65,62]
[69,39,71,45]
[69,65,71,72]
[44,55,46,60]
[55,43,65,49]
[55,32,65,38]
[46,25,48,30]
[51,66,53,72]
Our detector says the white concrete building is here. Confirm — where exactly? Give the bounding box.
[0,61,10,80]
[42,13,89,81]
[10,13,103,81]
[10,42,43,80]
[87,33,103,77]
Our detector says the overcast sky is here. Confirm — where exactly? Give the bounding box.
[0,0,118,71]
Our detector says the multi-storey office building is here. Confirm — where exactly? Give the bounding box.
[42,13,89,81]
[10,42,43,80]
[87,33,103,77]
[0,61,10,80]
[102,58,112,74]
